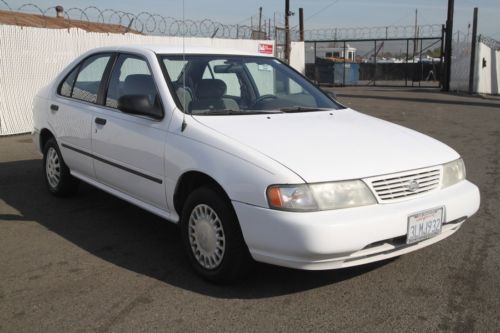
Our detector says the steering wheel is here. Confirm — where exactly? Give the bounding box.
[251,94,277,108]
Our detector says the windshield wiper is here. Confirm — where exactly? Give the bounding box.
[193,109,241,115]
[194,109,282,115]
[279,106,329,113]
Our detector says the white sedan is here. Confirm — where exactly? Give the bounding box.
[32,45,480,283]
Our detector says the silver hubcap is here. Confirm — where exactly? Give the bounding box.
[188,204,225,269]
[46,147,61,188]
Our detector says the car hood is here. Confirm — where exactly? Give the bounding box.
[193,109,459,183]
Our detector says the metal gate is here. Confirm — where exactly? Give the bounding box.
[304,26,445,88]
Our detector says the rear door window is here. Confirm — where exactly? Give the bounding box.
[71,54,111,103]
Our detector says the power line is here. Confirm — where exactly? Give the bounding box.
[290,0,341,30]
[304,0,341,21]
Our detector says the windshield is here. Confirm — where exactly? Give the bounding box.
[160,55,343,115]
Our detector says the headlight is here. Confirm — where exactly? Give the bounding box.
[309,180,377,210]
[266,184,318,211]
[267,180,376,211]
[442,158,466,188]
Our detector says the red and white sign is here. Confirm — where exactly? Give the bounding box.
[258,43,273,55]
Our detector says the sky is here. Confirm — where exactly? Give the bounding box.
[4,0,500,38]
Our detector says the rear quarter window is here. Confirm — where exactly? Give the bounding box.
[57,53,112,104]
[58,66,79,97]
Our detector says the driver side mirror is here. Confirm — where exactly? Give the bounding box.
[117,94,162,119]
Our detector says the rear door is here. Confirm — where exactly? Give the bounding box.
[51,53,112,179]
[91,53,168,210]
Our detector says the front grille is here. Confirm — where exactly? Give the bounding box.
[367,168,441,203]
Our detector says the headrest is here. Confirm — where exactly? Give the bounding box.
[196,79,227,99]
[123,74,155,96]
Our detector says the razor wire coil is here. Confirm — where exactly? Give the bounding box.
[0,1,443,40]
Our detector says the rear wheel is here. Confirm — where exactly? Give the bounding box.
[43,138,79,196]
[180,186,252,283]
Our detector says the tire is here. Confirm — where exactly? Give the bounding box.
[42,138,79,196]
[180,186,253,284]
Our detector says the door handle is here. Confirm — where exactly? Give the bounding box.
[95,117,107,125]
[50,104,59,111]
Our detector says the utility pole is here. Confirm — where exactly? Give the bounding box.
[468,7,478,94]
[299,7,304,41]
[285,0,291,63]
[443,0,454,91]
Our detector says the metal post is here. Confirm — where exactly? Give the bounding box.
[414,9,418,57]
[343,41,346,86]
[374,40,377,86]
[314,41,317,82]
[443,0,455,91]
[468,7,478,94]
[258,6,262,33]
[236,24,239,39]
[439,24,445,88]
[284,0,291,63]
[299,8,304,41]
[268,18,271,39]
[419,38,423,87]
[405,39,409,86]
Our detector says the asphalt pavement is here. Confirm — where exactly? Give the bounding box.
[0,86,499,332]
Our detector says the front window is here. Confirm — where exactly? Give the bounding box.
[161,55,342,114]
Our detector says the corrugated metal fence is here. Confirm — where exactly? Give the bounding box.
[0,25,281,135]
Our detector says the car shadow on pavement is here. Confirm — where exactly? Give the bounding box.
[0,159,394,299]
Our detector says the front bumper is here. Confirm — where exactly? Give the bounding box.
[234,180,480,270]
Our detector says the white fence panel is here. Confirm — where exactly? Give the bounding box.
[476,42,500,95]
[0,25,276,135]
[290,41,305,74]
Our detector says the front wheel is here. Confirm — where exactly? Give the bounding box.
[180,186,252,283]
[42,138,79,196]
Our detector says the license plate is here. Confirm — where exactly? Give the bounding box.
[406,207,445,244]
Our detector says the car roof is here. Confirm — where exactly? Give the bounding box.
[87,44,265,57]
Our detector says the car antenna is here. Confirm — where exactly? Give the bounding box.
[181,0,188,132]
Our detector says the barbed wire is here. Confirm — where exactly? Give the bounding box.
[0,2,267,38]
[0,1,443,41]
[303,24,443,41]
[479,35,500,50]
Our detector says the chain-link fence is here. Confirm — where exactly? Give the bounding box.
[449,31,473,92]
[305,35,444,88]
